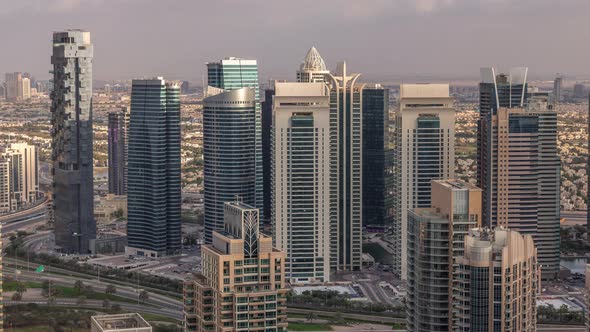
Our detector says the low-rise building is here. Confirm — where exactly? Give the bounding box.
[91,313,151,332]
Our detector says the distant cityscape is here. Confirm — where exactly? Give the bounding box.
[0,28,590,332]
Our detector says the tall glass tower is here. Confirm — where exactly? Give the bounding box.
[206,58,262,223]
[127,78,181,257]
[326,62,363,272]
[108,108,127,196]
[51,30,95,254]
[362,84,392,228]
[203,87,256,244]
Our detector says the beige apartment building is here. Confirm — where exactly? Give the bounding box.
[454,227,539,331]
[184,200,288,332]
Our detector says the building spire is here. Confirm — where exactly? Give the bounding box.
[300,46,327,71]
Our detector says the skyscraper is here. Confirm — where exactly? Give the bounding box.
[454,228,539,331]
[553,75,563,104]
[326,62,363,271]
[362,84,392,227]
[261,87,275,226]
[0,158,11,213]
[21,77,31,99]
[183,200,288,332]
[203,87,256,244]
[296,46,330,83]
[272,82,332,283]
[51,30,95,253]
[406,179,482,332]
[207,58,262,222]
[480,97,560,279]
[4,143,39,208]
[108,108,128,196]
[477,67,528,195]
[5,72,22,101]
[574,83,586,99]
[393,83,455,280]
[127,78,181,257]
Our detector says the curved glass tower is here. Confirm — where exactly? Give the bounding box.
[203,87,256,243]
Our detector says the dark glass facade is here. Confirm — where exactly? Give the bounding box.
[203,88,256,244]
[361,87,392,227]
[51,30,95,254]
[108,111,126,195]
[127,78,181,255]
[261,89,275,226]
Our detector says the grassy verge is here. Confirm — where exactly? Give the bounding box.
[288,322,333,331]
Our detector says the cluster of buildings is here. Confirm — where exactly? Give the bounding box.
[0,142,40,213]
[45,28,569,332]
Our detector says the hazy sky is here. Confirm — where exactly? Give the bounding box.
[1,0,589,83]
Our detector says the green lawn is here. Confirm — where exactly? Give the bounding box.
[3,281,43,292]
[5,281,137,304]
[12,328,87,332]
[288,322,333,331]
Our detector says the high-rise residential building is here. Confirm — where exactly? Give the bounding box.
[454,228,539,331]
[0,158,11,213]
[108,108,128,195]
[326,62,363,272]
[406,179,482,332]
[203,86,256,244]
[21,77,31,99]
[51,30,95,254]
[5,72,23,101]
[480,97,560,279]
[553,75,562,103]
[296,46,330,83]
[574,83,586,99]
[393,83,455,280]
[91,313,152,332]
[207,58,263,223]
[362,84,392,227]
[126,78,181,257]
[181,80,190,94]
[477,67,528,197]
[4,143,39,208]
[183,200,288,332]
[588,94,590,232]
[272,82,332,283]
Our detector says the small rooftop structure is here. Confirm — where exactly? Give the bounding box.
[91,313,152,332]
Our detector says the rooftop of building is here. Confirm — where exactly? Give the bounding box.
[91,313,151,331]
[433,179,482,192]
[400,83,450,98]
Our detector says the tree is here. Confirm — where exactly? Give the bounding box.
[105,284,117,295]
[77,295,87,306]
[139,290,149,303]
[306,312,317,323]
[102,299,111,310]
[11,292,22,301]
[73,280,84,294]
[15,281,27,294]
[111,304,121,313]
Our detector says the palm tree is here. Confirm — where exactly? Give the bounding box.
[15,281,27,294]
[77,295,87,306]
[139,290,149,303]
[73,280,84,295]
[105,284,117,295]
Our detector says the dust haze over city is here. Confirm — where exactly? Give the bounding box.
[0,0,590,331]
